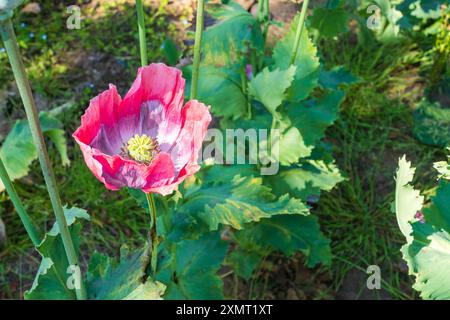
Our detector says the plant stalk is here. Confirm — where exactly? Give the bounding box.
[135,0,148,69]
[240,62,252,119]
[136,0,148,66]
[190,0,205,100]
[290,0,310,65]
[262,0,270,42]
[146,193,158,276]
[0,18,86,300]
[0,158,40,246]
[257,0,264,22]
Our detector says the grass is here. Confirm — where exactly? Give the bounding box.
[0,1,447,300]
[313,29,445,299]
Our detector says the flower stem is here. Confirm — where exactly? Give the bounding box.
[0,18,86,300]
[257,0,264,22]
[262,0,270,42]
[146,193,158,276]
[239,62,252,119]
[190,0,205,100]
[136,0,148,66]
[290,0,310,66]
[0,158,40,246]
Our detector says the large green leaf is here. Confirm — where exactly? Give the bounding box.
[319,66,358,90]
[232,214,332,279]
[271,125,311,166]
[401,181,450,299]
[267,160,344,201]
[288,90,344,147]
[395,156,450,299]
[395,156,424,243]
[87,247,165,300]
[227,247,263,280]
[202,1,264,66]
[0,112,70,191]
[25,207,89,300]
[310,7,349,38]
[168,167,309,238]
[413,100,450,148]
[156,232,228,299]
[197,65,247,120]
[273,14,320,102]
[248,66,296,115]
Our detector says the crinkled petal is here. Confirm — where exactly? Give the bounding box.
[120,63,185,122]
[92,152,175,192]
[168,100,212,174]
[73,84,122,152]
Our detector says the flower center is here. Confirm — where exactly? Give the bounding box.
[126,134,159,164]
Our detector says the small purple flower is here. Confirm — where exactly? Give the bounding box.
[41,34,47,41]
[415,211,425,223]
[20,23,27,28]
[28,32,35,39]
[245,64,253,80]
[0,48,5,53]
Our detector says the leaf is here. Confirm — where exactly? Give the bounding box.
[45,129,70,167]
[170,167,309,237]
[227,247,263,280]
[197,65,247,120]
[202,1,264,66]
[0,112,70,191]
[319,66,358,90]
[413,100,450,148]
[270,125,312,166]
[25,207,89,300]
[156,232,228,299]
[394,156,424,243]
[401,180,450,299]
[267,160,344,200]
[273,14,320,102]
[248,66,296,115]
[288,90,344,147]
[434,148,450,180]
[373,0,404,43]
[310,7,349,38]
[87,246,165,300]
[236,214,332,269]
[161,38,180,65]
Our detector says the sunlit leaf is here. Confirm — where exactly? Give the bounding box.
[0,112,70,191]
[273,14,320,102]
[202,1,264,66]
[87,246,165,300]
[25,207,89,300]
[248,66,296,115]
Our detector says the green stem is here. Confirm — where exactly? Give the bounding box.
[290,0,310,65]
[146,193,158,276]
[190,0,205,100]
[0,158,40,246]
[257,0,264,22]
[136,0,148,66]
[239,62,251,119]
[0,18,86,300]
[262,0,270,42]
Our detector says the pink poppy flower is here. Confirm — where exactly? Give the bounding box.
[73,63,211,195]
